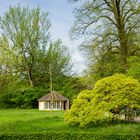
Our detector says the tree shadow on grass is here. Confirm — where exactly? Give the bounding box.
[79,119,140,130]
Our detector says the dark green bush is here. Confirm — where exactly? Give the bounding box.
[0,87,48,109]
[0,132,139,140]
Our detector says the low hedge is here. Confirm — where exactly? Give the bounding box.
[0,132,139,140]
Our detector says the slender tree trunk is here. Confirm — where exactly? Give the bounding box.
[27,67,34,87]
[49,64,53,110]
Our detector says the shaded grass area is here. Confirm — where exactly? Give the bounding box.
[0,109,140,136]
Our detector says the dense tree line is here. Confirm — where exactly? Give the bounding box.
[0,5,86,108]
[1,1,140,109]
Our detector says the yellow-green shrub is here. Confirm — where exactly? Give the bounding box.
[65,74,140,127]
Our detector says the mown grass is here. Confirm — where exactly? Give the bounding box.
[0,109,139,136]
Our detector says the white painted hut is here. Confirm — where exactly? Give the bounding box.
[38,91,69,110]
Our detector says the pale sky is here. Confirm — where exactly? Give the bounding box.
[0,0,87,75]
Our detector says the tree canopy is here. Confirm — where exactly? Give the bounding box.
[65,74,140,127]
[0,5,51,86]
[0,2,140,110]
[0,5,85,108]
[70,0,140,82]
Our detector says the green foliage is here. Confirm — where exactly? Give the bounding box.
[65,90,93,126]
[0,5,50,86]
[65,74,140,127]
[33,40,72,88]
[89,51,124,81]
[0,5,76,108]
[0,133,139,140]
[127,56,140,81]
[53,76,87,102]
[71,0,140,72]
[72,0,140,82]
[0,75,85,109]
[0,86,47,109]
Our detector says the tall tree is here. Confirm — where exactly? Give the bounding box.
[33,40,72,88]
[71,0,140,72]
[0,5,50,86]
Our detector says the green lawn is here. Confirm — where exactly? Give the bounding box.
[0,109,140,136]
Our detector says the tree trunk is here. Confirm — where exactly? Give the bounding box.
[27,68,34,87]
[119,30,128,72]
[112,0,129,72]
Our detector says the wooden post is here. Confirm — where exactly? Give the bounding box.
[49,63,53,110]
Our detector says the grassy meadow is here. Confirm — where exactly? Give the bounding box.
[0,109,139,135]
